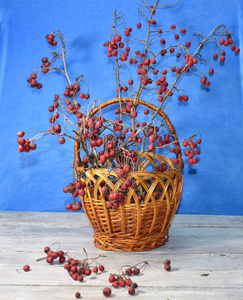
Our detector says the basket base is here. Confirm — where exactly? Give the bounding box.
[93,230,169,252]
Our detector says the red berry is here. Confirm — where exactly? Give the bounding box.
[30,79,37,87]
[137,22,141,28]
[160,38,166,44]
[36,83,42,89]
[17,131,25,138]
[132,111,137,117]
[209,68,214,74]
[220,38,225,45]
[103,287,111,297]
[220,56,225,62]
[85,268,92,275]
[48,106,54,112]
[200,77,207,84]
[125,278,132,286]
[75,292,81,298]
[48,33,54,40]
[23,265,30,272]
[124,164,131,173]
[128,79,133,85]
[124,29,130,36]
[112,281,119,288]
[186,41,191,47]
[30,72,37,79]
[128,286,136,295]
[115,34,121,42]
[119,279,126,287]
[108,275,116,283]
[59,256,65,263]
[132,267,140,275]
[46,257,53,264]
[99,265,105,272]
[42,57,48,63]
[213,53,218,59]
[235,47,240,54]
[180,28,186,33]
[44,246,50,253]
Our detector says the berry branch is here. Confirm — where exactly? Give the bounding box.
[18,0,240,210]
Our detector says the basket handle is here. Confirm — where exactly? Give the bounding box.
[74,97,181,165]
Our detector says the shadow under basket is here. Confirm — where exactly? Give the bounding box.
[74,97,183,252]
[75,152,183,252]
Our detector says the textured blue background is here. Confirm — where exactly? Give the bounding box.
[0,0,242,214]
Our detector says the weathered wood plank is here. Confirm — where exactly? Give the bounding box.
[0,285,242,300]
[1,211,243,228]
[0,226,242,254]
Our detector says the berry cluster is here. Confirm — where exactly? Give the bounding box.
[25,245,172,297]
[26,72,42,89]
[37,243,67,264]
[63,180,84,211]
[45,33,57,46]
[17,131,37,152]
[182,137,201,165]
[104,33,132,65]
[103,261,148,297]
[36,245,106,297]
[64,254,105,282]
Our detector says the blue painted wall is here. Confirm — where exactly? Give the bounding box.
[0,0,242,214]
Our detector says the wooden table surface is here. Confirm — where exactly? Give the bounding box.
[0,212,242,300]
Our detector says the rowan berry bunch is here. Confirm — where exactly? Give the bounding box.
[36,242,67,264]
[64,248,106,282]
[17,0,240,210]
[103,261,148,296]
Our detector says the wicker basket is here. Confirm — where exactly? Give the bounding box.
[74,97,183,252]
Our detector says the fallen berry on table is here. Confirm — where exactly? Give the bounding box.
[128,286,136,295]
[75,292,81,298]
[23,265,30,272]
[99,264,105,272]
[103,287,112,297]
